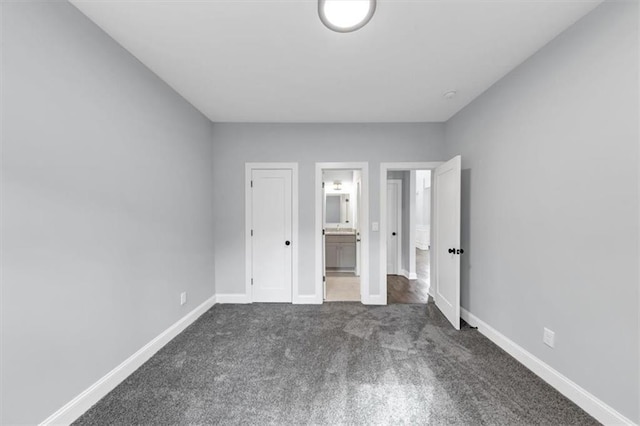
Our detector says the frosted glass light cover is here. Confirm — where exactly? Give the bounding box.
[319,0,376,32]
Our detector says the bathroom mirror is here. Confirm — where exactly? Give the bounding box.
[325,194,350,225]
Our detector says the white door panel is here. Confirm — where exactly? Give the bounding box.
[251,169,292,303]
[355,179,362,277]
[322,181,326,300]
[433,156,461,329]
[387,180,401,275]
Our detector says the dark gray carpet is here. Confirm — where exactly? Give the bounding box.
[75,302,597,425]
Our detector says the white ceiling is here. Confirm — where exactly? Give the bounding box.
[70,0,602,123]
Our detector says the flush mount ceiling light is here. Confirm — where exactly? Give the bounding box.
[319,0,376,33]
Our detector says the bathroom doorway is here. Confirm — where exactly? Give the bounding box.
[323,169,360,301]
[315,163,369,303]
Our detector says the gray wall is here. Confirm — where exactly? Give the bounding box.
[445,1,638,422]
[1,2,215,424]
[212,124,447,296]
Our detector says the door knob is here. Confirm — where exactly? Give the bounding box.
[285,240,291,246]
[392,232,396,236]
[457,248,464,255]
[448,248,455,254]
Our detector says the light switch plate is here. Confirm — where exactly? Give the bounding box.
[372,222,379,231]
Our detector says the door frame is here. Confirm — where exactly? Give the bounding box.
[245,163,299,303]
[355,174,362,277]
[386,178,402,276]
[379,162,443,305]
[315,162,369,304]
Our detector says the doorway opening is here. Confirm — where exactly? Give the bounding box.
[324,169,360,301]
[379,163,442,305]
[315,163,369,303]
[385,170,432,304]
[380,159,463,329]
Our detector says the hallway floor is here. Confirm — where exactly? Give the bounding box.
[387,248,430,304]
[75,303,596,425]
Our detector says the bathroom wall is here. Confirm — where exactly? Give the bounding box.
[323,170,356,226]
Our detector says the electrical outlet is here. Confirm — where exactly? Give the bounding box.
[180,292,187,306]
[543,327,555,348]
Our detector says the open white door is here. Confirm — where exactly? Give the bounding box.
[433,156,462,329]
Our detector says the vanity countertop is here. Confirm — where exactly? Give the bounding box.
[325,229,356,236]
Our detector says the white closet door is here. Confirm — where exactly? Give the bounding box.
[251,169,292,303]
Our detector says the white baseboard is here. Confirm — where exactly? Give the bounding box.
[460,308,636,426]
[400,269,418,280]
[40,295,217,426]
[294,294,322,304]
[217,293,323,304]
[215,293,251,304]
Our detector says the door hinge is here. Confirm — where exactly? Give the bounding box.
[323,276,326,282]
[251,278,254,285]
[251,229,253,236]
[322,182,325,189]
[322,229,325,235]
[250,180,253,188]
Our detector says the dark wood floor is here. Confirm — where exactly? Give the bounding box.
[387,248,430,304]
[387,275,429,303]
